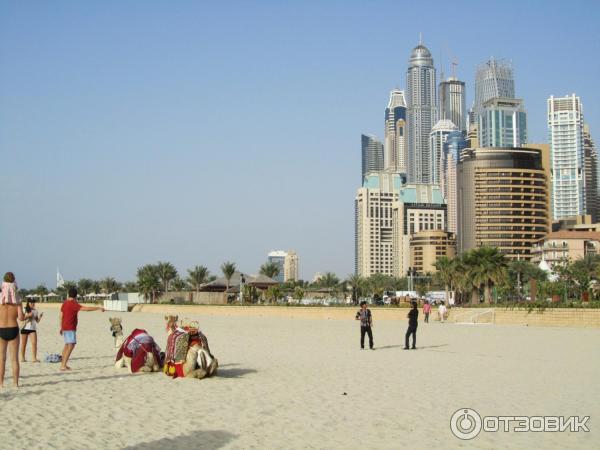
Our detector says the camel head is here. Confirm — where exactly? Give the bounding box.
[109,317,123,336]
[164,315,179,333]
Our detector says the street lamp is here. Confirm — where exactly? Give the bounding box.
[240,273,246,306]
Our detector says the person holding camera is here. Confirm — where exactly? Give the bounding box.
[355,301,374,350]
[20,299,43,362]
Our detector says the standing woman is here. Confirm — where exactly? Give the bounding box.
[0,272,25,388]
[20,299,43,362]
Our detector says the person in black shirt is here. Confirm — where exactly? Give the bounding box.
[355,301,374,350]
[404,301,418,350]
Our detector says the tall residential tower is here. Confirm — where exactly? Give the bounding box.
[548,94,585,220]
[406,42,437,184]
[439,76,466,133]
[384,89,408,173]
[361,134,384,181]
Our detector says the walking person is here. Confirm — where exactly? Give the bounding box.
[423,301,431,323]
[355,301,374,350]
[59,287,104,371]
[404,301,418,350]
[438,301,447,323]
[0,272,25,388]
[20,299,43,362]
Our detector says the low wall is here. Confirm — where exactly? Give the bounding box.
[155,291,227,305]
[129,305,600,328]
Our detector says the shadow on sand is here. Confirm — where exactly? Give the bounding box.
[124,430,237,450]
[25,373,128,388]
[375,344,449,351]
[216,367,257,379]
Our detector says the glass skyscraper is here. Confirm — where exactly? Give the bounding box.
[361,134,384,181]
[479,97,527,148]
[406,42,437,184]
[474,58,515,118]
[441,131,468,234]
[439,77,466,133]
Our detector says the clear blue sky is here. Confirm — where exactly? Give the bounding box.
[1,1,599,288]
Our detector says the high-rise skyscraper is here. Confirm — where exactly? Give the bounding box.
[479,97,527,148]
[406,42,437,184]
[441,131,468,234]
[430,119,458,184]
[457,147,550,259]
[474,58,515,117]
[548,94,585,220]
[384,89,407,173]
[283,251,299,282]
[439,76,466,133]
[267,251,287,282]
[361,134,384,181]
[583,124,600,222]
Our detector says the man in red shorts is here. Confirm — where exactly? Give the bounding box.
[59,287,104,371]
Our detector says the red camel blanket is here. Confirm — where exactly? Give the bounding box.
[115,328,162,373]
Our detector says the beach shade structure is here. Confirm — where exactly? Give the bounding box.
[200,271,278,292]
[46,292,59,298]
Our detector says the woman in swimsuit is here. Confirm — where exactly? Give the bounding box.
[0,272,25,388]
[20,299,43,362]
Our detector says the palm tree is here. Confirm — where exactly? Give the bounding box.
[259,262,280,279]
[156,261,178,293]
[466,247,508,304]
[170,277,187,291]
[77,278,94,296]
[123,281,138,292]
[221,261,236,292]
[138,273,162,304]
[137,264,162,303]
[317,272,340,289]
[100,277,120,294]
[346,274,365,304]
[434,256,454,304]
[34,284,49,298]
[187,265,210,294]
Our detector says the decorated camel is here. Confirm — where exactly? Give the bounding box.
[109,317,124,350]
[112,318,162,373]
[163,315,218,379]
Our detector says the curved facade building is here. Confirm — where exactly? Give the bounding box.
[406,43,437,184]
[441,131,468,234]
[457,147,550,259]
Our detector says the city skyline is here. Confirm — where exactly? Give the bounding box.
[2,2,600,288]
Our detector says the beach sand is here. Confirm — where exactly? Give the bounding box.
[1,307,598,449]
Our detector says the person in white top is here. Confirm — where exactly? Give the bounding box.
[20,299,43,362]
[438,301,447,323]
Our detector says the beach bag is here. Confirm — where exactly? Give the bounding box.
[44,353,62,363]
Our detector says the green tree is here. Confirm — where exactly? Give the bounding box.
[187,265,210,294]
[170,277,187,291]
[221,261,237,292]
[316,272,339,289]
[156,261,178,293]
[77,278,94,296]
[346,274,366,304]
[434,256,454,303]
[266,285,282,304]
[259,262,280,279]
[137,264,162,303]
[123,281,138,292]
[293,286,305,301]
[100,277,120,294]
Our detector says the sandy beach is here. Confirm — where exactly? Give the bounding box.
[1,307,598,449]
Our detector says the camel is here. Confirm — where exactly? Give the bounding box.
[163,315,218,379]
[114,326,162,374]
[109,317,124,350]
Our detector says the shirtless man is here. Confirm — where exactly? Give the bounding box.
[0,272,25,388]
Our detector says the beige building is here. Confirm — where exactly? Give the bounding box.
[457,147,550,259]
[409,231,456,274]
[283,251,299,282]
[355,173,446,277]
[355,172,400,276]
[531,231,600,265]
